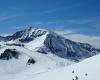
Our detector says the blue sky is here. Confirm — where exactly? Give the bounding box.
[0,0,100,36]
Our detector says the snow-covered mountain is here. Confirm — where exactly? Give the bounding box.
[0,27,100,61]
[41,32,100,61]
[0,27,100,80]
[0,46,100,80]
[5,27,47,42]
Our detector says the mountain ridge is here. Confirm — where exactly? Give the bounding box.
[0,27,100,62]
[0,27,100,80]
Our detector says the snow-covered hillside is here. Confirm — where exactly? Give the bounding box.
[0,49,100,80]
[1,27,99,62]
[0,27,100,80]
[0,45,73,80]
[25,54,100,80]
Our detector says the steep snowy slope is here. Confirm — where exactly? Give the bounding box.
[0,51,99,80]
[6,27,47,42]
[24,54,100,80]
[0,27,100,80]
[0,45,73,80]
[25,31,48,51]
[0,46,33,74]
[0,45,59,74]
[38,32,100,61]
[0,27,100,62]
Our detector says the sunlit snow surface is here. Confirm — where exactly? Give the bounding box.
[0,28,100,80]
[0,45,73,80]
[0,46,100,80]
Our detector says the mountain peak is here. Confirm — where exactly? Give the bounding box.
[7,27,48,42]
[24,27,47,32]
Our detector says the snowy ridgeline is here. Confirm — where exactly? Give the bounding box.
[0,27,100,80]
[0,27,99,61]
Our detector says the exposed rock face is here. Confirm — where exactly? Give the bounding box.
[37,46,50,54]
[79,42,100,52]
[6,27,47,42]
[27,58,35,65]
[0,27,100,62]
[0,49,19,60]
[38,32,100,61]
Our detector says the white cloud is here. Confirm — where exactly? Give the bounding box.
[66,34,100,48]
[54,30,74,35]
[54,29,100,48]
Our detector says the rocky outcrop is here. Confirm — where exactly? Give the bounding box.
[38,32,100,61]
[0,49,19,60]
[27,58,35,65]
